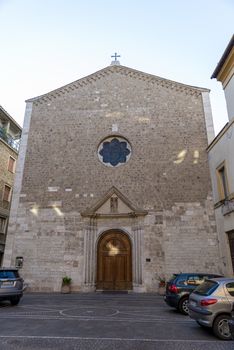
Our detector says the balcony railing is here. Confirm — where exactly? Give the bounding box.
[0,127,20,152]
[221,199,234,216]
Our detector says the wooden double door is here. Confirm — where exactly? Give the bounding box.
[96,231,132,291]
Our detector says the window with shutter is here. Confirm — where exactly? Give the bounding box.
[8,156,16,173]
[0,217,7,233]
[3,185,11,202]
[216,162,229,201]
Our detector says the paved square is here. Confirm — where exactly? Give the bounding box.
[0,293,232,349]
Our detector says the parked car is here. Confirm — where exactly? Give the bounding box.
[228,303,234,340]
[0,268,24,306]
[164,273,222,315]
[189,278,234,340]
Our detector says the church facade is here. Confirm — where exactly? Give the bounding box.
[3,63,225,292]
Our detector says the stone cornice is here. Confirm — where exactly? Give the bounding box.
[82,212,145,218]
[26,65,208,105]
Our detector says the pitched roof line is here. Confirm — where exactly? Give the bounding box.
[26,65,209,103]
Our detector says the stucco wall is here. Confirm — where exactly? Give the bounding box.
[224,75,234,121]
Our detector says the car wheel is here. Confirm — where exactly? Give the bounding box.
[178,297,189,315]
[213,314,231,340]
[10,297,20,306]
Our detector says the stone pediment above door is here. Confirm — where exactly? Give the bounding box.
[81,186,148,218]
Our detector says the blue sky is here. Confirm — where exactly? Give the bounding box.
[0,0,233,134]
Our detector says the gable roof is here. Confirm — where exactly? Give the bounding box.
[81,186,148,217]
[26,64,209,104]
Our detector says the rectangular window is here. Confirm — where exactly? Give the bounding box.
[226,282,234,297]
[186,275,205,286]
[8,156,16,173]
[3,185,12,202]
[0,217,6,233]
[216,162,229,200]
[193,280,219,296]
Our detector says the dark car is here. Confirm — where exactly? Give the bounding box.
[164,273,222,315]
[229,302,234,340]
[0,268,24,305]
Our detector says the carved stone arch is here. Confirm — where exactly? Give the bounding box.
[96,227,133,242]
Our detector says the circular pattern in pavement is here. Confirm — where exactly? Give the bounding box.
[60,307,119,317]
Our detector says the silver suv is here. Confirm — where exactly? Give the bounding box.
[0,268,24,306]
[189,278,234,340]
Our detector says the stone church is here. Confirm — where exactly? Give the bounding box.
[3,60,225,292]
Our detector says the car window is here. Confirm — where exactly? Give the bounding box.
[0,270,19,279]
[226,282,234,297]
[193,280,219,296]
[177,278,188,285]
[186,275,205,286]
[168,274,178,282]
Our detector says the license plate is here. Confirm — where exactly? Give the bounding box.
[1,281,14,287]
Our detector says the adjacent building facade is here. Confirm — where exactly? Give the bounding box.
[208,35,234,274]
[3,62,225,292]
[0,106,21,265]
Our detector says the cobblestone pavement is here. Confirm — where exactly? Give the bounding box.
[0,293,233,349]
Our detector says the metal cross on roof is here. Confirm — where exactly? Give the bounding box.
[111,52,121,61]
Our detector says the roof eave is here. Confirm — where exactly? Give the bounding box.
[0,105,22,131]
[211,34,234,79]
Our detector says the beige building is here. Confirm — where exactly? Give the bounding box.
[3,61,225,292]
[208,35,234,274]
[0,106,21,265]
[211,35,234,122]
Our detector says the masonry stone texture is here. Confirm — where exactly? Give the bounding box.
[0,142,17,205]
[3,65,225,292]
[0,135,19,264]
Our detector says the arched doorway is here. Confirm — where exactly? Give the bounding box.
[96,230,132,291]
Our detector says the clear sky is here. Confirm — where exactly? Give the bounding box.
[0,0,233,134]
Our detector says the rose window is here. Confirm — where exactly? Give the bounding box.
[98,136,131,167]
